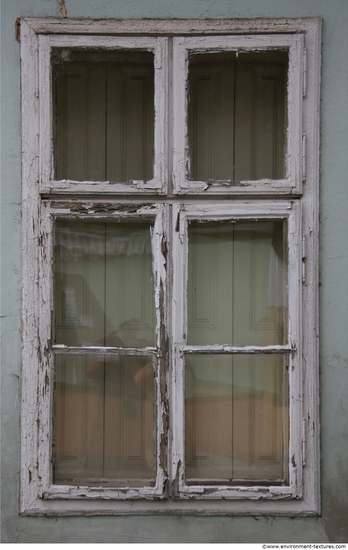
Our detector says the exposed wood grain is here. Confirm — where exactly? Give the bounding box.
[24,18,320,36]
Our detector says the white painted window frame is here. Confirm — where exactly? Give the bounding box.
[39,34,168,194]
[172,200,301,500]
[172,35,303,195]
[20,17,320,516]
[21,200,170,513]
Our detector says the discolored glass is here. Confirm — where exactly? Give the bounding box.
[185,354,289,484]
[54,353,156,485]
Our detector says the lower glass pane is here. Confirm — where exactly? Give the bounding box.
[185,354,289,485]
[54,354,156,486]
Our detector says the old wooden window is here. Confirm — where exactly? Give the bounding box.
[21,18,320,515]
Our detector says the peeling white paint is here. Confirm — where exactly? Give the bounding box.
[172,34,304,195]
[24,17,321,37]
[171,201,303,501]
[20,17,321,516]
[38,34,168,195]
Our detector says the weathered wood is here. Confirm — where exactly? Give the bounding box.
[172,200,302,499]
[38,34,168,194]
[184,345,294,354]
[52,345,158,355]
[24,17,320,36]
[20,17,321,515]
[172,34,303,194]
[20,19,41,514]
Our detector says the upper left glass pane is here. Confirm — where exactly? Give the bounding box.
[54,220,155,347]
[52,49,154,182]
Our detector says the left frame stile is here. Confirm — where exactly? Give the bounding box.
[20,19,42,514]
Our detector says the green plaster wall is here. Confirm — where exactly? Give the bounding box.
[1,0,347,543]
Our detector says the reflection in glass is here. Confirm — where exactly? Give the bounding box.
[187,220,287,346]
[53,49,154,182]
[55,221,155,347]
[185,354,289,484]
[54,354,155,485]
[188,51,288,181]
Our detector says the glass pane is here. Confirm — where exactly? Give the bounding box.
[53,49,154,182]
[185,354,289,484]
[54,354,156,485]
[188,51,288,181]
[55,221,155,347]
[187,219,287,346]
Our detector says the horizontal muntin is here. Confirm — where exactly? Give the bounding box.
[183,344,294,354]
[52,344,158,356]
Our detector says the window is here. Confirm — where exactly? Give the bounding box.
[20,18,321,515]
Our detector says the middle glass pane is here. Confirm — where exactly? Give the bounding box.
[187,219,287,346]
[55,220,155,347]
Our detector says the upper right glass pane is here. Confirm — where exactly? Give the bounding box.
[188,51,288,182]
